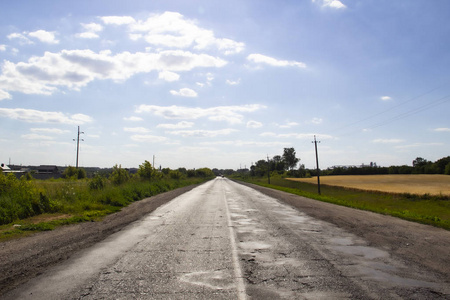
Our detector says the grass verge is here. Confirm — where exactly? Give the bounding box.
[0,176,211,242]
[235,176,450,230]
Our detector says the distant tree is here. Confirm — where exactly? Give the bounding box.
[62,166,77,179]
[445,162,450,175]
[62,166,85,179]
[109,164,130,185]
[138,160,154,180]
[77,168,86,179]
[195,168,215,178]
[169,170,184,180]
[412,157,429,167]
[434,156,450,174]
[282,147,300,171]
[272,155,285,172]
[253,159,268,177]
[161,168,171,175]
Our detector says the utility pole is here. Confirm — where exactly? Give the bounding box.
[267,154,271,184]
[73,126,84,168]
[312,135,321,194]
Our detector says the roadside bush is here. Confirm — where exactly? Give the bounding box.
[89,174,106,190]
[109,164,130,185]
[62,166,86,179]
[169,170,184,180]
[0,173,55,224]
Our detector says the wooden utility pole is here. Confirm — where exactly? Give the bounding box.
[313,135,321,194]
[74,126,84,168]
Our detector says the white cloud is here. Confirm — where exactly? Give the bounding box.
[395,142,443,150]
[226,78,241,85]
[381,96,392,101]
[7,32,33,44]
[247,53,306,68]
[76,23,103,39]
[157,121,194,129]
[0,108,93,124]
[311,117,323,124]
[102,12,244,55]
[129,33,143,41]
[123,116,143,122]
[0,45,6,51]
[0,49,227,97]
[260,131,333,140]
[76,32,99,39]
[313,0,346,9]
[200,140,288,147]
[168,128,237,138]
[170,88,198,97]
[21,133,54,140]
[82,23,103,32]
[100,16,136,25]
[276,122,299,128]
[136,104,266,124]
[434,128,450,132]
[28,30,59,44]
[247,120,263,128]
[372,139,404,144]
[159,70,180,82]
[0,89,11,100]
[130,134,168,143]
[124,127,151,133]
[30,128,70,134]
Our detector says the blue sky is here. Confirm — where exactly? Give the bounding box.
[1,0,449,170]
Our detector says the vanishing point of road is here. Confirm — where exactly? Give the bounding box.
[4,178,449,299]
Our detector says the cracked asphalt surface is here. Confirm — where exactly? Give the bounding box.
[2,178,449,299]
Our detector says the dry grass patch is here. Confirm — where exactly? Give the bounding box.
[288,174,450,195]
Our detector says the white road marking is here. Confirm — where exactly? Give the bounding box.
[222,182,248,300]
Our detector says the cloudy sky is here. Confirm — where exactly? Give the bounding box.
[1,0,449,170]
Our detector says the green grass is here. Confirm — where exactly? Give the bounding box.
[0,174,212,241]
[235,176,450,230]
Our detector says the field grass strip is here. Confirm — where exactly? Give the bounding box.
[237,177,450,231]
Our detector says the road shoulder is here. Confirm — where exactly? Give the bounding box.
[236,181,450,281]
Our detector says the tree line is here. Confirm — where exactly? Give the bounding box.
[240,148,450,178]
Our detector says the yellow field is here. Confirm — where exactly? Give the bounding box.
[287,174,450,195]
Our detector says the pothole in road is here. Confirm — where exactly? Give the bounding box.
[180,270,234,290]
[239,241,272,251]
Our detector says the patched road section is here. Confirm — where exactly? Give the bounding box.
[4,178,449,299]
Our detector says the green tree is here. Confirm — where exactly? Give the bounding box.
[445,162,450,175]
[272,155,285,172]
[109,164,130,185]
[62,166,77,179]
[435,156,450,174]
[282,147,300,171]
[138,160,154,180]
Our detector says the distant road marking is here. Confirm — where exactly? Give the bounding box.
[222,181,247,300]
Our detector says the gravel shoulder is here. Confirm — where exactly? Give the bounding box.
[239,181,450,281]
[1,180,449,296]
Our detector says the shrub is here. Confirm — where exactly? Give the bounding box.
[89,174,106,190]
[169,170,184,180]
[109,164,130,185]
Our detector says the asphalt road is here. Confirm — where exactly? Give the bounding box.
[4,178,449,299]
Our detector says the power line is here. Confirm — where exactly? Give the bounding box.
[366,94,450,130]
[332,82,450,137]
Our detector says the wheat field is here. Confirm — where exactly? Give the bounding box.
[287,174,450,195]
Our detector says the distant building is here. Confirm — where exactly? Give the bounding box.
[0,163,11,172]
[38,165,59,174]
